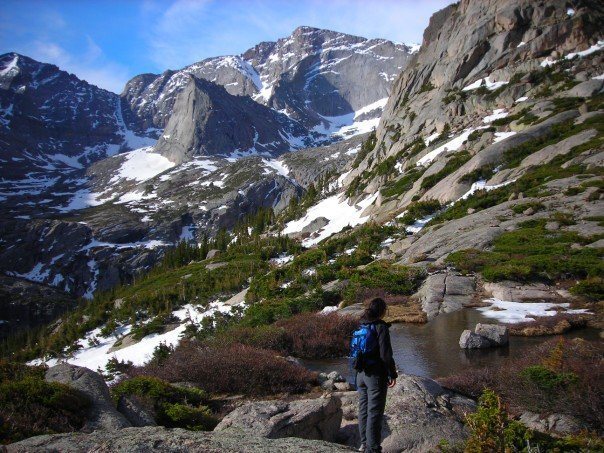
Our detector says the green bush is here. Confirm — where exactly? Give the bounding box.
[464,389,531,453]
[0,362,91,444]
[381,167,425,198]
[445,223,603,283]
[520,365,578,391]
[397,200,442,225]
[112,376,215,431]
[420,151,471,190]
[510,202,544,214]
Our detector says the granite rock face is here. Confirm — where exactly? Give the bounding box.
[214,396,342,442]
[154,77,308,163]
[6,427,351,453]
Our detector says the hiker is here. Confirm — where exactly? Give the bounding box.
[350,297,397,453]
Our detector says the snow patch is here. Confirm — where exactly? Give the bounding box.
[478,298,590,323]
[283,192,378,247]
[462,77,508,92]
[110,147,175,183]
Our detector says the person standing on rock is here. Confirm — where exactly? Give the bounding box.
[351,297,397,453]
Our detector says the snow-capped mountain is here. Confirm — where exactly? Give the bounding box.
[122,26,414,140]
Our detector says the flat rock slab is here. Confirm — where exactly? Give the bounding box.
[6,427,351,453]
[214,396,342,442]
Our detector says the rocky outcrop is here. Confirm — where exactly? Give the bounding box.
[0,275,77,339]
[460,323,509,348]
[382,374,475,452]
[116,395,157,427]
[6,426,351,453]
[413,271,475,320]
[333,374,475,451]
[519,412,586,436]
[45,364,131,431]
[214,395,342,442]
[154,76,307,163]
[483,280,569,302]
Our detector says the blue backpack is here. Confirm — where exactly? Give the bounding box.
[350,323,379,371]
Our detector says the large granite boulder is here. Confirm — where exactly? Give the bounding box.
[45,363,131,432]
[475,323,509,346]
[214,395,342,442]
[380,374,475,452]
[6,426,351,452]
[460,323,509,348]
[459,330,493,349]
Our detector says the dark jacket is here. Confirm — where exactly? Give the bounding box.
[359,318,398,380]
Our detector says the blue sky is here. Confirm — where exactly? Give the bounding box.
[0,0,454,93]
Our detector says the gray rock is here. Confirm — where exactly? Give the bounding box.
[415,273,446,320]
[327,371,345,383]
[380,374,474,452]
[321,379,336,391]
[206,249,220,259]
[6,426,351,452]
[563,79,604,98]
[302,217,330,234]
[475,323,509,346]
[459,330,493,349]
[117,395,156,427]
[214,396,343,442]
[519,411,585,435]
[45,364,131,431]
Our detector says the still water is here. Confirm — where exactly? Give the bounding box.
[303,308,601,380]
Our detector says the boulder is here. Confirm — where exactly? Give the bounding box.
[475,323,509,346]
[459,330,493,349]
[380,374,475,452]
[301,217,330,234]
[214,396,343,442]
[206,249,220,259]
[519,411,585,435]
[116,395,157,427]
[45,363,131,432]
[6,426,351,452]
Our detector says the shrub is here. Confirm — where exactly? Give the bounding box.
[381,167,425,198]
[445,223,603,283]
[510,202,544,214]
[397,200,442,225]
[420,151,471,190]
[464,389,531,453]
[439,339,603,430]
[134,341,316,396]
[275,312,358,359]
[0,362,91,444]
[112,376,215,430]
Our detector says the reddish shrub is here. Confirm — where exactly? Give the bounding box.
[439,338,603,430]
[132,341,316,396]
[276,312,358,359]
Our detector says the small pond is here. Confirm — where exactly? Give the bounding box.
[303,308,601,380]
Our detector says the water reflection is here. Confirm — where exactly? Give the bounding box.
[303,308,600,379]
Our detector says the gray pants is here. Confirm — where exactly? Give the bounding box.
[356,370,387,452]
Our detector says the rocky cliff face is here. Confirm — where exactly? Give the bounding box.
[336,0,603,263]
[154,76,308,163]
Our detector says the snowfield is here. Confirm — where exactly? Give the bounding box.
[110,146,175,183]
[283,192,378,246]
[30,301,244,374]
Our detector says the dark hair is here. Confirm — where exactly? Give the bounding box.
[363,297,387,321]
